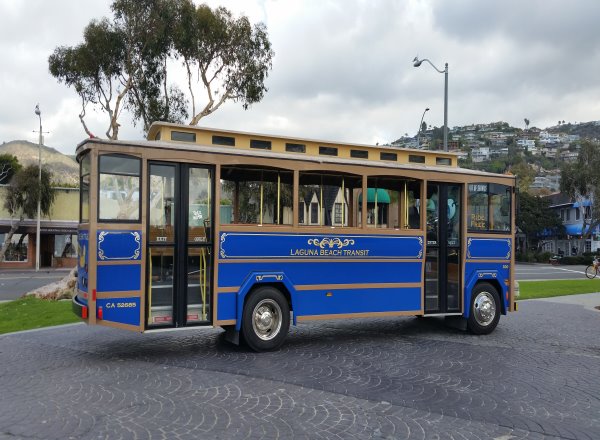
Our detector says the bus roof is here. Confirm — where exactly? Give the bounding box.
[147,121,460,168]
[77,134,515,185]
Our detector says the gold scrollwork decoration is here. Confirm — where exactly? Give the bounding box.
[220,233,228,258]
[256,274,284,282]
[307,237,355,249]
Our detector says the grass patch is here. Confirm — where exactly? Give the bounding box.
[519,279,600,300]
[0,296,80,335]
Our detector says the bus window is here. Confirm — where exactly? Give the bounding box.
[406,180,421,229]
[98,154,141,221]
[468,183,512,232]
[447,184,461,245]
[299,172,361,227]
[490,184,511,231]
[149,164,176,243]
[220,166,293,225]
[362,177,421,229]
[468,183,489,231]
[188,167,212,242]
[80,153,90,222]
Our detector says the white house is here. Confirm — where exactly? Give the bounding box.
[471,146,490,162]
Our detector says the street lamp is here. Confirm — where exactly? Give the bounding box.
[34,104,42,272]
[417,107,429,149]
[413,56,448,151]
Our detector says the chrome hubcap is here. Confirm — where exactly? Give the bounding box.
[473,291,496,326]
[252,299,282,341]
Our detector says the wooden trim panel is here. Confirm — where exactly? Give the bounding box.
[96,260,142,266]
[214,319,236,326]
[97,320,142,332]
[465,259,510,264]
[294,282,421,291]
[297,310,420,321]
[96,291,142,299]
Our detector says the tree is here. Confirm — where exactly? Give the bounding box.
[560,141,600,252]
[0,166,56,262]
[517,192,563,251]
[510,162,536,193]
[524,118,530,130]
[173,1,274,125]
[49,18,128,139]
[49,0,273,139]
[111,0,188,133]
[0,154,21,184]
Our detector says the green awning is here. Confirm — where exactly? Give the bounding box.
[358,188,391,204]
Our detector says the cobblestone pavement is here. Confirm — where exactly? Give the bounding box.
[0,300,599,440]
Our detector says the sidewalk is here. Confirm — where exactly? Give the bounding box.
[531,292,600,313]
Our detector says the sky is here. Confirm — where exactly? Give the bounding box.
[1,0,600,155]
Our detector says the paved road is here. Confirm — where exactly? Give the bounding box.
[0,269,69,301]
[515,263,589,281]
[1,298,599,439]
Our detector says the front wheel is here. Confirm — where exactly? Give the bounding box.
[242,286,290,352]
[467,283,500,335]
[585,265,597,279]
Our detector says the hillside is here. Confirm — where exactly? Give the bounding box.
[0,140,78,185]
[549,121,600,140]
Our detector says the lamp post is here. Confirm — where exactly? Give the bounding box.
[413,56,448,151]
[34,104,42,272]
[417,107,429,149]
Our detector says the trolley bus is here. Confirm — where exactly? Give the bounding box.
[72,122,517,351]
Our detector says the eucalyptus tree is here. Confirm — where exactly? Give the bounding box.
[49,18,126,139]
[49,0,273,139]
[111,0,188,132]
[172,1,274,125]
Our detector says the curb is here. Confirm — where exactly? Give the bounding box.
[0,322,84,338]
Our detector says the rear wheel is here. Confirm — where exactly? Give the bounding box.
[467,282,500,335]
[242,286,290,352]
[585,265,597,279]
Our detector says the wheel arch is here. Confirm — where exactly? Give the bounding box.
[464,273,506,318]
[234,272,297,331]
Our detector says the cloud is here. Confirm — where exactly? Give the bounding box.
[0,0,599,154]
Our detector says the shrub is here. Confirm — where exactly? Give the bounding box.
[559,256,590,265]
[515,251,536,262]
[535,251,554,263]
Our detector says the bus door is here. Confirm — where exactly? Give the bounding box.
[147,162,214,328]
[425,183,461,314]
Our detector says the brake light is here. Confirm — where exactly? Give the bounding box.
[81,306,88,319]
[92,289,96,301]
[97,306,103,320]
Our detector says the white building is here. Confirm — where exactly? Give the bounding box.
[539,131,560,144]
[471,146,490,162]
[516,139,536,150]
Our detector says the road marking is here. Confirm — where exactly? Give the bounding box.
[553,267,587,275]
[0,276,63,280]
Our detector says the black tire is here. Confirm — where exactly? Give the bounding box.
[585,265,597,279]
[467,282,501,335]
[241,286,290,352]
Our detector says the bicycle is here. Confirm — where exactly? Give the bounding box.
[585,256,600,279]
